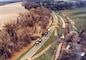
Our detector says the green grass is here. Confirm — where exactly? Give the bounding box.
[57,16,63,28]
[35,41,59,60]
[57,27,62,38]
[34,31,56,56]
[56,15,63,37]
[62,7,86,31]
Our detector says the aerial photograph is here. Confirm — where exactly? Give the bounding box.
[0,0,86,60]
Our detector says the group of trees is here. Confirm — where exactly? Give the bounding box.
[79,31,86,53]
[0,6,51,60]
[22,2,41,9]
[58,16,86,60]
[59,31,78,60]
[59,30,86,60]
[41,1,86,11]
[22,1,86,11]
[59,50,76,60]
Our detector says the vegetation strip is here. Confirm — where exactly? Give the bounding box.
[34,41,59,60]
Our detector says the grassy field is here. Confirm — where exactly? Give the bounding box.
[62,7,86,31]
[35,42,59,60]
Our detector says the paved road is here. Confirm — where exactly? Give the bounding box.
[32,37,59,60]
[20,27,54,60]
[52,12,66,29]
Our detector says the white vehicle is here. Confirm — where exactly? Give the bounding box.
[81,52,85,56]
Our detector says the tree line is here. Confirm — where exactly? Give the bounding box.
[22,1,86,11]
[43,1,86,11]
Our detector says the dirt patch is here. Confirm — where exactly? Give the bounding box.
[8,40,36,60]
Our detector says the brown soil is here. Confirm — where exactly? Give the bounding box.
[7,40,36,60]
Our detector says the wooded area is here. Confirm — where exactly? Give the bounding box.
[0,6,52,60]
